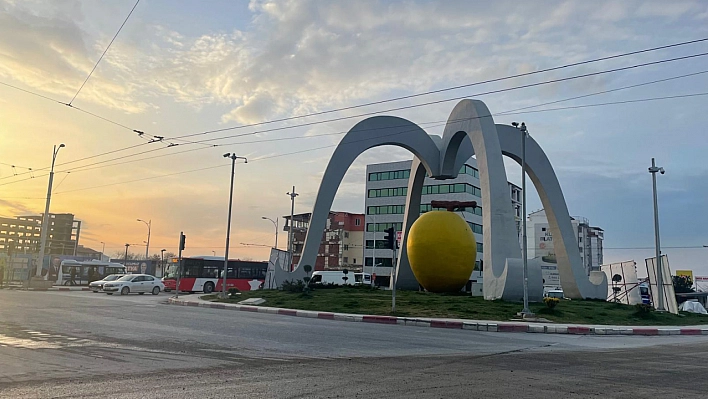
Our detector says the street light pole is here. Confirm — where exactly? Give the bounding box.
[160,248,166,277]
[513,122,532,316]
[222,153,247,299]
[36,143,65,277]
[649,158,666,312]
[100,241,105,261]
[287,187,299,271]
[124,243,130,263]
[261,217,279,249]
[137,219,151,260]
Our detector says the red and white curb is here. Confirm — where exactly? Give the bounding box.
[6,286,92,291]
[167,298,708,336]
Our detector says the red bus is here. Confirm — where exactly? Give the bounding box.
[162,256,267,293]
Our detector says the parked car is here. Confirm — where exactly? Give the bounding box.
[89,274,125,293]
[103,274,164,296]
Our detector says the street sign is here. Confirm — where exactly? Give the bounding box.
[396,231,402,243]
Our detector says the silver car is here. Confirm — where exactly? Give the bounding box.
[89,274,125,293]
[103,274,165,296]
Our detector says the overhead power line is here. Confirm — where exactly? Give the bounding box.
[2,40,708,187]
[69,0,141,105]
[46,89,708,195]
[2,36,707,161]
[171,37,708,140]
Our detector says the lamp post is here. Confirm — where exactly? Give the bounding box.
[124,243,130,263]
[262,216,278,249]
[36,143,66,277]
[287,187,299,271]
[137,219,151,260]
[100,241,106,261]
[285,186,300,271]
[222,153,247,299]
[160,249,166,277]
[512,122,532,317]
[649,158,666,312]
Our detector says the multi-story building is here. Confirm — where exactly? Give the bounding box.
[0,213,81,256]
[364,158,522,286]
[283,211,365,271]
[526,209,604,288]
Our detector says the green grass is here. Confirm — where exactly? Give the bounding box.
[204,287,708,326]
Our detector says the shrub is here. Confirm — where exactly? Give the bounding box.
[544,297,560,309]
[634,303,654,315]
[282,279,306,293]
[228,288,240,299]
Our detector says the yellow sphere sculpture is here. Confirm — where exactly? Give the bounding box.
[407,211,477,293]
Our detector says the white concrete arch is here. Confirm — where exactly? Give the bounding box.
[270,99,605,300]
[495,124,608,299]
[268,116,442,286]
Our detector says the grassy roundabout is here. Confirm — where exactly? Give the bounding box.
[204,286,708,326]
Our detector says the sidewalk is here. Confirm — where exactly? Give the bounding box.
[167,296,708,336]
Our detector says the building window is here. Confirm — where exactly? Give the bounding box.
[355,218,361,226]
[344,232,349,238]
[477,243,483,253]
[343,257,348,263]
[353,258,357,264]
[366,222,403,232]
[368,169,411,182]
[343,244,349,250]
[468,222,483,235]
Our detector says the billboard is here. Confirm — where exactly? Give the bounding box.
[645,255,678,314]
[110,259,156,275]
[601,261,642,305]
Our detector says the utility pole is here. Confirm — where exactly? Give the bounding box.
[176,232,185,298]
[160,249,166,277]
[261,216,278,249]
[222,153,247,299]
[137,219,151,260]
[100,241,105,261]
[124,243,130,263]
[287,186,299,272]
[36,143,65,277]
[513,122,533,317]
[649,158,666,312]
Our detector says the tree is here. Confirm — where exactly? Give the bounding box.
[673,275,694,294]
[111,251,141,261]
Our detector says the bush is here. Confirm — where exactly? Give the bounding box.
[634,303,654,315]
[282,279,306,293]
[228,288,240,299]
[544,297,560,309]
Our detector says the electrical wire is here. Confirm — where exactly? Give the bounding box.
[20,89,708,193]
[68,0,141,105]
[2,38,707,184]
[171,37,708,140]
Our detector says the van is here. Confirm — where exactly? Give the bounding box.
[310,271,368,285]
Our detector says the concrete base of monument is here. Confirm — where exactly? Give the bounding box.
[26,277,54,289]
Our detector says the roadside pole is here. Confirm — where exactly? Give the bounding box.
[391,246,397,313]
[176,232,184,299]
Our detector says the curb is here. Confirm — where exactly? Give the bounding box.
[167,298,708,336]
[5,286,92,292]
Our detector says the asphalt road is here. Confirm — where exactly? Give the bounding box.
[1,289,708,398]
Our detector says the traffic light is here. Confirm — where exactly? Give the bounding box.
[179,233,186,251]
[383,227,395,249]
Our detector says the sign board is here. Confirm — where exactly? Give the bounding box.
[676,270,694,282]
[601,261,641,305]
[645,255,678,314]
[396,231,402,243]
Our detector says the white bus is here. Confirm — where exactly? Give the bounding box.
[57,259,127,286]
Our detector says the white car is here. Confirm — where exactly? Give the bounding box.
[89,274,125,293]
[103,274,164,296]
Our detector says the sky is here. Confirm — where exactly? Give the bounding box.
[1,0,707,273]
